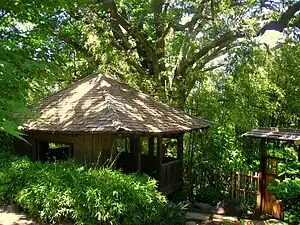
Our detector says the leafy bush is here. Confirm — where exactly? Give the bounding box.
[149,202,186,225]
[0,152,167,225]
[268,162,300,225]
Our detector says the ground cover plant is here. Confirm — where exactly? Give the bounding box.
[0,152,171,225]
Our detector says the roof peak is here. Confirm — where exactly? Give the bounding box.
[23,72,213,134]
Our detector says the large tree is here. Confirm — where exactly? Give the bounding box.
[1,0,300,136]
[61,0,300,107]
[2,0,300,108]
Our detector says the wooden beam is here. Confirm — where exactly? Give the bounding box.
[131,137,142,173]
[258,138,267,213]
[148,136,154,157]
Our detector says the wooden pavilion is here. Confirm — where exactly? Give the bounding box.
[15,73,213,194]
[243,127,300,218]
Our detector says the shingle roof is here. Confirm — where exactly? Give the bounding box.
[242,127,300,142]
[23,73,213,134]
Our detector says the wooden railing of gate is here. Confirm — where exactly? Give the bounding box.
[231,172,259,200]
[194,170,259,199]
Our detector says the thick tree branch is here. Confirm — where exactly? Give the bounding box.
[260,1,300,34]
[173,13,213,31]
[103,0,158,75]
[201,63,225,73]
[56,33,88,55]
[108,35,147,75]
[103,0,131,50]
[152,0,166,73]
[201,46,228,66]
[175,32,242,77]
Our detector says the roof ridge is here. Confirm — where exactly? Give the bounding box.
[108,77,213,126]
[24,72,213,133]
[101,80,127,132]
[102,74,213,128]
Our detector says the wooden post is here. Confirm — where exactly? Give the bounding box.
[157,136,163,166]
[39,141,49,161]
[36,140,40,161]
[258,138,267,213]
[148,136,154,157]
[30,138,37,161]
[136,138,141,174]
[129,137,134,154]
[157,136,164,191]
[177,134,184,162]
[125,138,128,153]
[129,137,141,173]
[177,133,184,182]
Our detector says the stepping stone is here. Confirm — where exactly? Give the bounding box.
[186,211,210,221]
[194,202,213,213]
[186,221,197,225]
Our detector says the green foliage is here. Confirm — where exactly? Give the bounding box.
[183,38,300,203]
[0,3,95,137]
[3,0,298,108]
[278,162,300,178]
[269,162,300,224]
[0,153,167,225]
[149,202,186,225]
[0,44,32,138]
[183,127,255,205]
[0,133,15,153]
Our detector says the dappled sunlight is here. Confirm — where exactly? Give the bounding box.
[243,128,300,142]
[23,73,212,133]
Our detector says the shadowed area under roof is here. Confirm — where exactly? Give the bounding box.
[22,73,213,134]
[242,127,300,142]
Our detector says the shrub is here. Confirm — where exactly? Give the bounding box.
[268,162,300,225]
[0,152,167,225]
[268,178,300,225]
[149,202,186,225]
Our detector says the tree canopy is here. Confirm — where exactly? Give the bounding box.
[1,0,300,137]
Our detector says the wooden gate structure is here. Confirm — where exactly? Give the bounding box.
[243,128,300,219]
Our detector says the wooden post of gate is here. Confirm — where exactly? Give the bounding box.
[258,138,267,213]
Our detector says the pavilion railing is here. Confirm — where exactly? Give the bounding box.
[159,159,183,194]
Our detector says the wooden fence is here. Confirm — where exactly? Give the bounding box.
[192,170,259,207]
[231,172,259,200]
